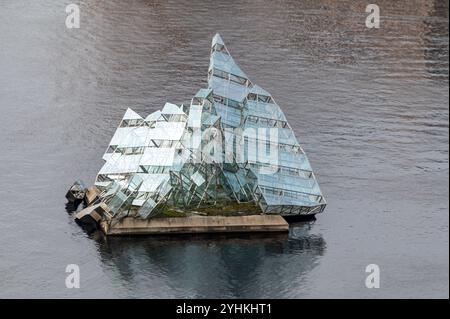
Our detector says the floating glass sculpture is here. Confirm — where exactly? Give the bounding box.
[93,34,326,220]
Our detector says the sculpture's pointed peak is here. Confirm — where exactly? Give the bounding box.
[209,34,248,79]
[212,33,225,47]
[123,108,143,120]
[211,33,230,56]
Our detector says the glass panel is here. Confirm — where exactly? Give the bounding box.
[230,74,247,85]
[138,197,157,219]
[213,68,228,80]
[107,190,128,214]
[127,174,144,192]
[103,181,121,198]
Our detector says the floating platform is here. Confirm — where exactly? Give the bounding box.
[66,34,326,237]
[100,215,289,236]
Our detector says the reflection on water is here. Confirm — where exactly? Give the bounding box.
[95,222,325,298]
[0,0,448,298]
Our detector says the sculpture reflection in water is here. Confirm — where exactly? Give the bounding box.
[93,221,326,298]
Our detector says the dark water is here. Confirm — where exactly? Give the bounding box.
[0,0,448,298]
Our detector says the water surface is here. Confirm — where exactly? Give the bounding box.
[0,0,448,298]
